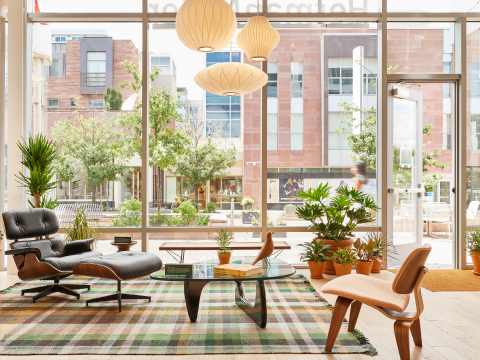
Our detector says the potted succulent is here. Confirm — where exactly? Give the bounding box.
[298,240,332,279]
[215,229,234,265]
[352,237,376,276]
[296,183,379,274]
[241,198,256,223]
[331,248,358,277]
[465,229,480,275]
[367,232,398,273]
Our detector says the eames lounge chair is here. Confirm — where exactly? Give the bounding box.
[3,208,102,302]
[321,244,432,360]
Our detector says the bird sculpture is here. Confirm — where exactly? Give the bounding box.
[252,231,275,265]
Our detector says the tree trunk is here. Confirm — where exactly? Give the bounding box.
[100,183,103,208]
[92,185,97,203]
[194,185,199,204]
[34,193,41,208]
[157,164,162,210]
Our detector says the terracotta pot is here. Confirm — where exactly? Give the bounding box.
[218,253,232,265]
[307,261,326,279]
[370,256,384,273]
[334,262,353,277]
[356,261,373,276]
[471,252,480,275]
[315,238,354,275]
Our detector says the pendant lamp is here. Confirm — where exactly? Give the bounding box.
[175,0,237,53]
[194,62,268,96]
[236,1,280,62]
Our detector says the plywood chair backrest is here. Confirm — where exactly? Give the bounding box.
[392,244,432,295]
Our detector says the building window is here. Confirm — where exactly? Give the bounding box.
[151,56,171,74]
[444,114,451,150]
[363,58,377,95]
[86,51,106,87]
[53,36,66,43]
[444,62,451,98]
[291,62,303,98]
[472,115,480,150]
[47,99,59,107]
[328,57,353,95]
[205,52,241,138]
[291,114,303,151]
[267,62,278,98]
[328,112,351,150]
[472,62,480,98]
[88,98,105,107]
[267,114,278,151]
[48,59,60,77]
[70,98,77,107]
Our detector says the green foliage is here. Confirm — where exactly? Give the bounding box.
[215,229,234,254]
[64,207,98,248]
[15,134,59,208]
[366,232,398,261]
[196,213,210,226]
[298,240,332,264]
[296,183,379,241]
[353,237,377,262]
[241,197,254,206]
[104,86,123,110]
[465,229,480,254]
[206,202,217,213]
[177,201,197,225]
[112,199,142,226]
[52,112,131,203]
[35,196,59,210]
[149,212,169,226]
[331,248,358,267]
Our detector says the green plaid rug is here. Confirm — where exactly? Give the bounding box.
[0,275,377,356]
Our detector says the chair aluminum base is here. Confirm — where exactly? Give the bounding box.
[22,275,90,303]
[85,280,151,312]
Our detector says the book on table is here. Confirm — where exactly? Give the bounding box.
[213,263,263,277]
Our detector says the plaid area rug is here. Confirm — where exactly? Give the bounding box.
[0,275,377,356]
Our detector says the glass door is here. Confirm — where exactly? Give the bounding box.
[387,85,424,267]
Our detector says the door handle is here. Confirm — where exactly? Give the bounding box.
[452,187,456,194]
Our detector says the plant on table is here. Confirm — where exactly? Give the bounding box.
[64,206,99,249]
[298,240,332,279]
[295,182,379,275]
[330,248,358,277]
[215,229,234,265]
[465,229,480,275]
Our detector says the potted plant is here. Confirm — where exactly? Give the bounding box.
[331,248,358,277]
[215,229,234,265]
[465,229,480,275]
[296,183,379,274]
[352,237,376,276]
[367,232,398,273]
[241,197,256,223]
[298,240,332,279]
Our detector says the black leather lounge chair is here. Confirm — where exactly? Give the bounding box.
[3,208,102,303]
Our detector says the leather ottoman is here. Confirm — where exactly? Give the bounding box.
[73,251,162,312]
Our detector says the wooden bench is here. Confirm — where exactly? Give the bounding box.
[159,241,291,263]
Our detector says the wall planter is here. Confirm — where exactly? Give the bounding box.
[317,238,354,275]
[356,261,373,276]
[370,256,383,273]
[334,262,353,277]
[307,261,326,279]
[471,252,480,275]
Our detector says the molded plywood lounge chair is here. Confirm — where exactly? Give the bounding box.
[321,244,432,360]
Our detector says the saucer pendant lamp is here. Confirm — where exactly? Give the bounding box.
[175,0,237,53]
[236,1,280,62]
[194,62,268,96]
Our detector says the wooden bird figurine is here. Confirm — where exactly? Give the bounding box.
[252,231,275,265]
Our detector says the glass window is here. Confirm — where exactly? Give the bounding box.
[267,114,278,151]
[328,112,352,150]
[48,99,59,107]
[86,51,106,87]
[291,114,303,151]
[49,59,60,77]
[472,116,480,150]
[70,98,76,107]
[444,114,451,150]
[88,98,105,107]
[291,62,303,98]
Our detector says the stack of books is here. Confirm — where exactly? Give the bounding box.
[213,263,263,277]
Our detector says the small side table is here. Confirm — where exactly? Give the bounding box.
[111,241,138,252]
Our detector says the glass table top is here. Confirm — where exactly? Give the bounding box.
[150,257,296,282]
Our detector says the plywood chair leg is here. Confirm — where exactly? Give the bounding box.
[348,301,362,332]
[325,296,353,352]
[410,318,422,346]
[394,320,412,360]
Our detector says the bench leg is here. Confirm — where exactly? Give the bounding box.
[86,281,150,313]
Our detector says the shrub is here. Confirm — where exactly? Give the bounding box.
[112,198,142,226]
[64,207,99,248]
[197,214,210,226]
[104,86,123,110]
[206,202,217,213]
[177,201,197,226]
[150,212,169,226]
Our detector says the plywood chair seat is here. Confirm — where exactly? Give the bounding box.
[322,274,410,312]
[321,244,432,360]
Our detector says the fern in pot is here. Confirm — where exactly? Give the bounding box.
[215,229,234,265]
[296,183,379,275]
[298,240,332,279]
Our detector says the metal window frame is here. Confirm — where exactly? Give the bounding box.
[5,0,478,270]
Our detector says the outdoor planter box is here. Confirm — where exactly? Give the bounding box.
[242,211,259,224]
